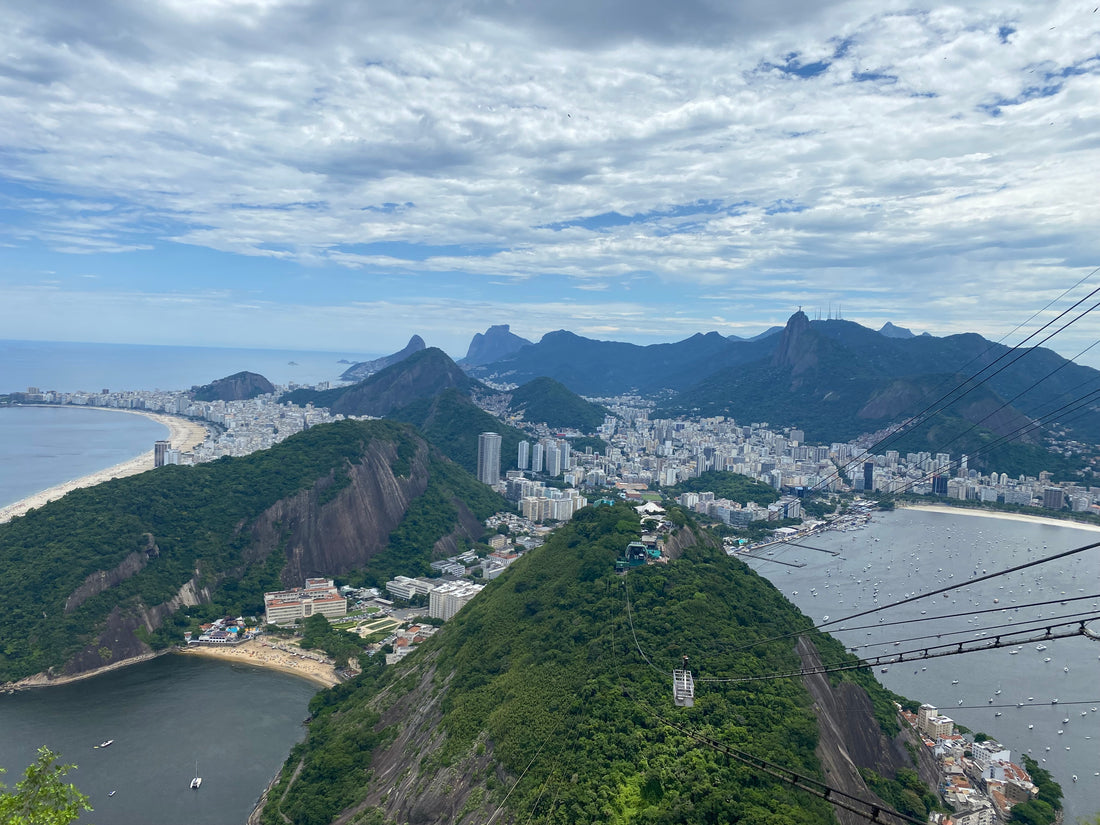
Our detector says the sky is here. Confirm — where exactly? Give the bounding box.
[2,0,1099,364]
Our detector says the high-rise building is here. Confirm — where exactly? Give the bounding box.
[518,440,530,470]
[477,432,502,485]
[1042,486,1065,510]
[531,442,544,473]
[154,440,171,468]
[546,444,563,477]
[863,461,875,492]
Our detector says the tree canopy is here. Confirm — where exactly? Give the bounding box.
[0,748,91,825]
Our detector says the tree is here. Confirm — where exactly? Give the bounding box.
[0,747,91,825]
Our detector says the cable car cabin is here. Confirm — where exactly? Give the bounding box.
[672,668,694,707]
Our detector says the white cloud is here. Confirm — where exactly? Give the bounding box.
[0,0,1097,361]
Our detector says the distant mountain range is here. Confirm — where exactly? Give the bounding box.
[462,313,1099,477]
[257,314,1099,479]
[282,348,608,474]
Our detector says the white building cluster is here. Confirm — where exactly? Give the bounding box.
[904,705,1038,822]
[384,575,485,621]
[517,436,572,477]
[857,450,1099,514]
[264,578,348,625]
[20,387,346,462]
[675,491,802,525]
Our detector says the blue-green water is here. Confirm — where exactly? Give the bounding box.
[0,654,319,824]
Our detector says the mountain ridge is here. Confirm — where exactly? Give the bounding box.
[340,335,426,382]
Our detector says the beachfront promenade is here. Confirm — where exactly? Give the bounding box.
[0,409,208,524]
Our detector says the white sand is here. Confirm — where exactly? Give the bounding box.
[898,502,1100,533]
[0,409,209,524]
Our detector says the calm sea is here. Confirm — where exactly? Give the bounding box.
[0,406,169,509]
[0,339,382,394]
[0,654,318,825]
[746,508,1100,823]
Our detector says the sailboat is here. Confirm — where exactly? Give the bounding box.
[190,761,202,790]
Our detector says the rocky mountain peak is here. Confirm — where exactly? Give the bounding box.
[770,310,817,373]
[879,321,915,339]
[461,324,532,367]
[340,335,426,381]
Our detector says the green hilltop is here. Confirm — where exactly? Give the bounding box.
[390,387,527,476]
[507,376,609,432]
[257,502,931,825]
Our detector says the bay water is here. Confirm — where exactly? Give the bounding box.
[745,507,1100,823]
[0,654,318,824]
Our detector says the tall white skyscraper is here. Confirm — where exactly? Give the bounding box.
[531,442,544,473]
[546,444,563,477]
[518,440,530,470]
[477,432,502,485]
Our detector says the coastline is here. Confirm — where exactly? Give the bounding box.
[896,501,1100,533]
[0,407,209,524]
[177,639,340,688]
[3,649,175,692]
[5,640,340,693]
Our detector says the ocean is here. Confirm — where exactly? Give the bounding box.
[0,338,381,508]
[0,339,382,394]
[745,507,1100,823]
[0,406,169,509]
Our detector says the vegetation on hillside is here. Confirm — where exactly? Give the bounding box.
[666,471,780,505]
[390,388,526,477]
[260,502,918,825]
[0,420,502,683]
[507,376,609,431]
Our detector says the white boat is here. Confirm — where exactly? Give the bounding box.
[190,760,201,790]
[1036,644,1047,651]
[96,739,113,749]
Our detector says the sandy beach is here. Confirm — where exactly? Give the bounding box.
[899,502,1100,533]
[179,639,341,688]
[0,408,209,524]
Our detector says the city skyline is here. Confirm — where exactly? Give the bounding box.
[2,1,1098,366]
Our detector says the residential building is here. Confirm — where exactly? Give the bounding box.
[429,581,485,621]
[477,432,502,485]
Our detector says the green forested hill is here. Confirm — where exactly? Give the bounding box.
[0,420,505,683]
[390,387,527,476]
[282,347,480,416]
[507,376,609,431]
[667,471,780,505]
[258,503,921,825]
